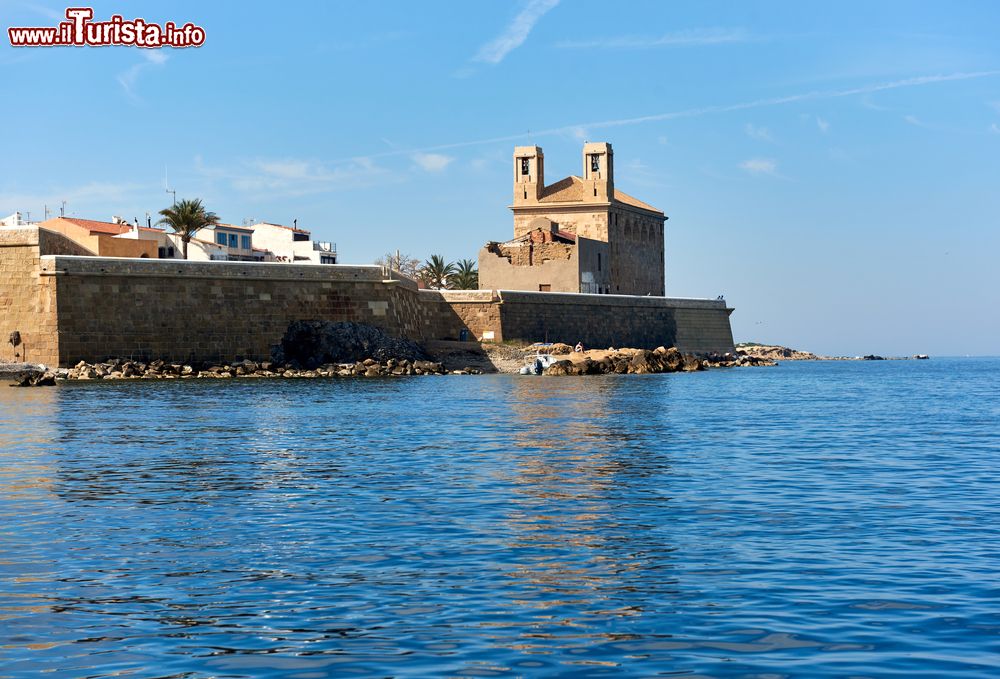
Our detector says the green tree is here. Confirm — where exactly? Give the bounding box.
[157,198,220,259]
[450,258,479,290]
[418,254,456,290]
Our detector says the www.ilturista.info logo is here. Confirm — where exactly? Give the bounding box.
[8,7,205,48]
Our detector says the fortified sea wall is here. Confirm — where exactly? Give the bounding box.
[0,228,734,367]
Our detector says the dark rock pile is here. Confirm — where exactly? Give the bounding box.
[272,320,429,368]
[12,357,460,386]
[702,351,778,367]
[543,346,704,376]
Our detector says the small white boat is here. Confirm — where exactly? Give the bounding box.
[519,353,559,375]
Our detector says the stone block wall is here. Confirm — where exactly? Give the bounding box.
[0,228,61,365]
[2,238,734,367]
[495,290,733,354]
[43,256,423,365]
[418,290,502,341]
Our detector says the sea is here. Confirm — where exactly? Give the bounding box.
[1,358,998,677]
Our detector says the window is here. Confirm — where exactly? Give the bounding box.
[241,235,251,250]
[167,246,175,258]
[590,154,600,172]
[597,253,601,271]
[229,233,239,248]
[158,247,165,258]
[320,255,336,265]
[539,284,551,292]
[216,232,227,246]
[521,158,530,175]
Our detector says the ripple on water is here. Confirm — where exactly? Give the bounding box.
[1,359,999,677]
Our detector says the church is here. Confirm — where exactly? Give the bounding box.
[478,142,667,296]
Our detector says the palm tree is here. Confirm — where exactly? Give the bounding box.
[450,259,479,290]
[157,198,220,259]
[418,254,456,290]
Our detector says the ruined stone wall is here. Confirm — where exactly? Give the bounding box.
[513,209,609,241]
[478,244,580,293]
[495,291,733,354]
[0,228,61,365]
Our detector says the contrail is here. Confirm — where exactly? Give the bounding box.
[338,70,1000,163]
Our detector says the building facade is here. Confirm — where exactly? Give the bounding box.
[480,142,666,296]
[249,222,337,264]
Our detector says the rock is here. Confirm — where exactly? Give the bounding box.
[544,360,575,376]
[413,360,444,374]
[628,351,652,374]
[682,356,703,372]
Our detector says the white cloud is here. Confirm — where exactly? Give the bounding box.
[411,153,454,172]
[117,50,169,101]
[328,70,1000,164]
[473,0,559,64]
[740,158,778,175]
[816,117,830,133]
[745,123,773,141]
[990,123,1000,134]
[557,27,749,50]
[195,156,394,198]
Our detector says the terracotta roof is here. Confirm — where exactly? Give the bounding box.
[535,175,662,214]
[613,189,661,213]
[47,217,165,235]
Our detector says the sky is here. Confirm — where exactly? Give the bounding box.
[1,0,999,356]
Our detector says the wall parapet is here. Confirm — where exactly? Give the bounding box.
[496,289,731,311]
[0,227,41,247]
[40,255,387,283]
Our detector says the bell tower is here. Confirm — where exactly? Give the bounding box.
[513,145,544,205]
[582,141,613,201]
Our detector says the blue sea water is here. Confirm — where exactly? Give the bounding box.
[0,358,998,678]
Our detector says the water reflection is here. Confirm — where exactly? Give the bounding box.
[491,377,680,667]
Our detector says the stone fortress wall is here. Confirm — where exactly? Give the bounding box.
[0,228,734,367]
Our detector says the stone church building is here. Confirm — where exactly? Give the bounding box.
[479,142,666,296]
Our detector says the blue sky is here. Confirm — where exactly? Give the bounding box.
[2,0,999,355]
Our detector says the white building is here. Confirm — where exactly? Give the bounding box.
[249,222,337,264]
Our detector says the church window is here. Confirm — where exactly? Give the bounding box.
[521,158,530,175]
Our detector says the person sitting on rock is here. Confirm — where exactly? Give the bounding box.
[574,342,584,353]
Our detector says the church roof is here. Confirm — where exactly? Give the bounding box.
[536,175,662,214]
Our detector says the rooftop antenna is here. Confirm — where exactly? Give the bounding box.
[146,212,151,228]
[165,167,176,206]
[60,201,66,217]
[44,205,50,220]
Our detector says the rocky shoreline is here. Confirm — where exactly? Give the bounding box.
[6,322,779,387]
[736,343,930,362]
[8,357,461,387]
[6,347,775,387]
